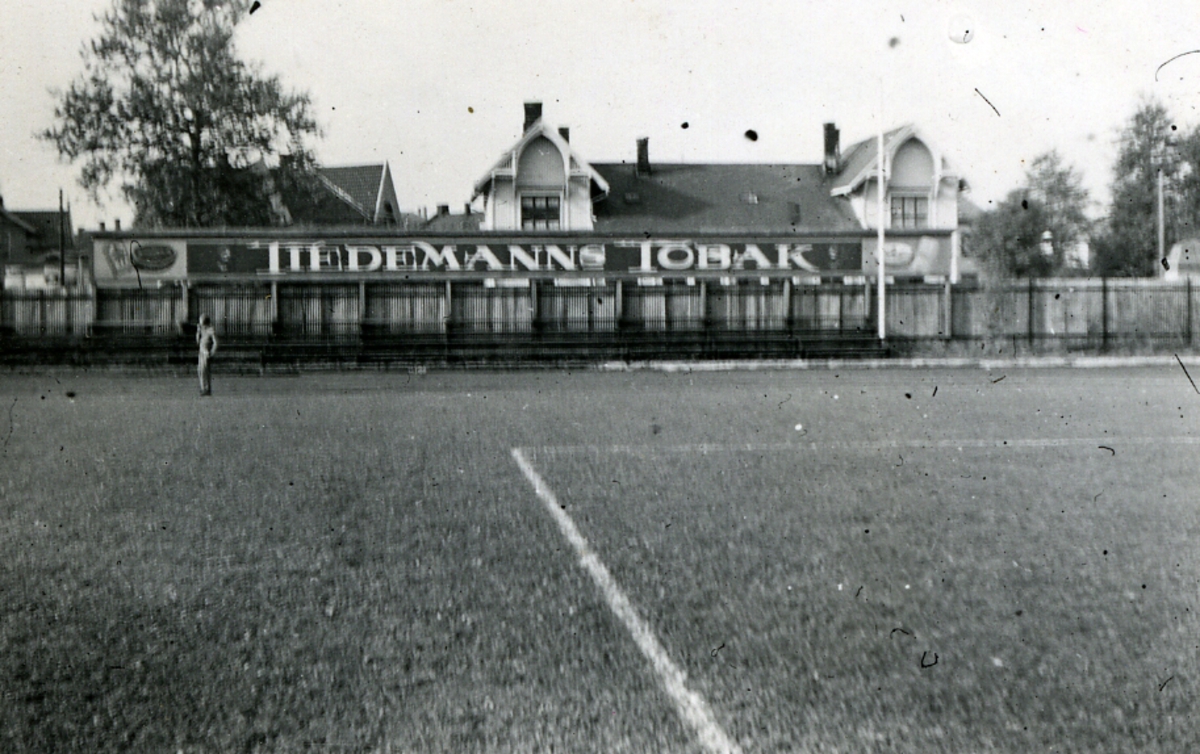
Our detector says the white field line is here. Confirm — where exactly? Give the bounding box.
[511,448,743,754]
[528,435,1200,457]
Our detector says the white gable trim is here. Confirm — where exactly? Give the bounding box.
[373,163,389,222]
[830,124,958,198]
[472,121,609,200]
[316,172,370,219]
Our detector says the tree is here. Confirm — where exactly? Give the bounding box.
[42,0,321,227]
[973,190,1057,278]
[971,150,1091,277]
[1171,124,1200,243]
[1024,150,1091,258]
[1093,99,1183,276]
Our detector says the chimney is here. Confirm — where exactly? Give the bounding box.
[99,221,106,232]
[523,101,543,132]
[465,203,473,215]
[558,126,570,143]
[114,218,121,231]
[437,204,450,216]
[636,137,651,176]
[823,122,841,174]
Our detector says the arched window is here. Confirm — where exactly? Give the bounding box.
[890,139,935,229]
[516,137,565,230]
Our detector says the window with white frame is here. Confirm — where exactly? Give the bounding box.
[890,195,929,229]
[520,194,562,230]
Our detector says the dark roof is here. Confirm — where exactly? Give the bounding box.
[1,208,38,235]
[590,163,861,234]
[318,164,387,218]
[424,211,482,233]
[10,210,75,252]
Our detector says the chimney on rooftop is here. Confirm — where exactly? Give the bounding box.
[523,102,543,132]
[823,122,841,175]
[465,203,473,215]
[558,126,570,143]
[99,222,106,232]
[114,219,121,231]
[436,204,450,216]
[636,137,651,177]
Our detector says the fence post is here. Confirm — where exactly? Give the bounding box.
[179,281,189,334]
[615,279,624,332]
[943,280,952,340]
[863,277,871,335]
[1188,277,1194,346]
[530,278,540,335]
[358,281,367,340]
[1101,276,1109,352]
[1027,278,1035,351]
[266,281,276,336]
[782,278,792,335]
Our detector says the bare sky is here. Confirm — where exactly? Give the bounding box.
[3,0,1199,229]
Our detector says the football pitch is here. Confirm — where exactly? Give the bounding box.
[2,366,1198,752]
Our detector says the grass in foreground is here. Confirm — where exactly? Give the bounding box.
[536,441,1200,752]
[0,381,693,753]
[1,367,1197,752]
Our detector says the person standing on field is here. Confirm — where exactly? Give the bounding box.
[197,314,217,396]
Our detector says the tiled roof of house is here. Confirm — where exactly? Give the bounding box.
[10,210,75,252]
[424,211,482,233]
[1,208,39,235]
[318,164,388,219]
[590,163,861,234]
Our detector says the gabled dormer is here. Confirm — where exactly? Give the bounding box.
[472,102,609,231]
[828,124,965,232]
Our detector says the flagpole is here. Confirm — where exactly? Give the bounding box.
[876,76,886,341]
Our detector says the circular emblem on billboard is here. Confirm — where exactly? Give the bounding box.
[131,244,177,271]
[883,242,915,267]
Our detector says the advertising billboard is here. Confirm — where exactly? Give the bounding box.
[861,235,953,279]
[94,233,953,283]
[185,236,864,277]
[93,238,188,285]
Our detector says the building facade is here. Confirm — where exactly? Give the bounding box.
[470,102,970,283]
[73,103,978,346]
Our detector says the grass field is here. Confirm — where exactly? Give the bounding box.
[1,366,1198,752]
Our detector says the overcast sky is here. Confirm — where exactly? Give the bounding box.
[3,0,1200,229]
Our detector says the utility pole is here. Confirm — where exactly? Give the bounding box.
[1158,167,1165,265]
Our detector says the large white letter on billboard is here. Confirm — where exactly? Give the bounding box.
[416,242,461,271]
[783,244,820,273]
[464,245,505,271]
[732,244,772,270]
[656,241,695,271]
[696,244,731,270]
[346,246,382,272]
